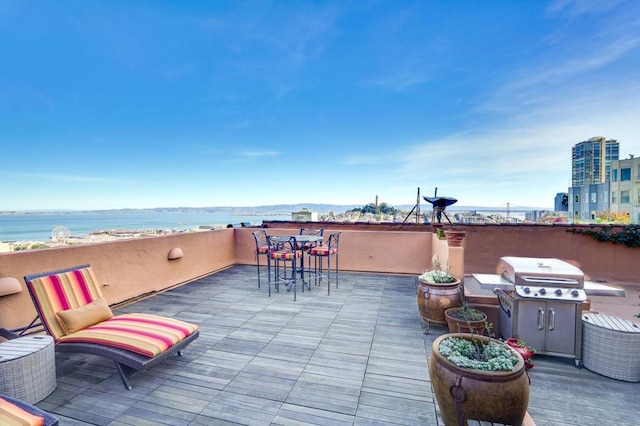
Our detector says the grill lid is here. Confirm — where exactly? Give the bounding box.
[497,256,584,289]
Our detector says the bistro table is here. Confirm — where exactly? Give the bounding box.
[267,235,323,298]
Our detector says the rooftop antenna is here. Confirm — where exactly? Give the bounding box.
[401,187,421,225]
[423,187,457,224]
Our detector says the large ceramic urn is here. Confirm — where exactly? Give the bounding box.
[416,278,462,326]
[429,333,530,426]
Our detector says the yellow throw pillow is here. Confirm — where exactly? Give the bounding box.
[56,297,114,335]
[0,397,45,426]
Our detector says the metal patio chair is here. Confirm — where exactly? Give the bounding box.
[308,231,341,295]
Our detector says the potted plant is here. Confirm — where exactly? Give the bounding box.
[444,228,467,247]
[506,338,535,370]
[429,331,530,425]
[445,301,488,334]
[416,259,462,328]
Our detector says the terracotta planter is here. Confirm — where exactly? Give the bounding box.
[445,308,487,335]
[416,278,462,325]
[444,230,466,247]
[429,333,530,426]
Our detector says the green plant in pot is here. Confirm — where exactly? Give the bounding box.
[445,301,488,334]
[429,328,530,425]
[416,259,462,329]
[418,259,457,284]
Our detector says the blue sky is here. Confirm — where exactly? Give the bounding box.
[2,0,639,211]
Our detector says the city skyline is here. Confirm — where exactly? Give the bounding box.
[2,1,639,211]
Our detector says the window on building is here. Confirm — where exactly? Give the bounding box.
[621,190,630,203]
[612,192,617,203]
[637,188,640,204]
[574,195,579,203]
[637,165,640,180]
[621,168,631,181]
[601,192,608,202]
[590,192,596,203]
[612,169,618,182]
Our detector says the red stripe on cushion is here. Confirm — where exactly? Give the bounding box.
[50,275,71,311]
[73,269,93,304]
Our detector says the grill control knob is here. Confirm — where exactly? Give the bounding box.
[539,288,546,295]
[571,290,579,297]
[523,287,531,294]
[555,289,562,296]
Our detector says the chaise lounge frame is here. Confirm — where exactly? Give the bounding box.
[23,264,200,390]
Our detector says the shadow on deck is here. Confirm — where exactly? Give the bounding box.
[35,265,638,425]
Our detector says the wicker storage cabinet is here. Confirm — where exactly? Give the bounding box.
[582,313,640,382]
[0,335,56,403]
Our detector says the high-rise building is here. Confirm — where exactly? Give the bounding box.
[571,137,619,187]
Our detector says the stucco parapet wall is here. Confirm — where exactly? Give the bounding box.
[0,229,236,331]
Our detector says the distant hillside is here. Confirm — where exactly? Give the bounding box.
[2,203,548,216]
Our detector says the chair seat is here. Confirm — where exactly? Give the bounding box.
[310,246,338,256]
[256,245,269,254]
[270,250,302,260]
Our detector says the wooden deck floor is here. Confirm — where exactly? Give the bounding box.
[34,265,639,425]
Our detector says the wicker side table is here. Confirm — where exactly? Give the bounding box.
[0,335,56,403]
[582,313,640,382]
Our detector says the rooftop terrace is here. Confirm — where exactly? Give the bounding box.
[32,265,639,425]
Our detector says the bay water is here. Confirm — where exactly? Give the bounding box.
[0,211,286,242]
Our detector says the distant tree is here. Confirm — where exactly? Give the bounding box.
[347,202,397,215]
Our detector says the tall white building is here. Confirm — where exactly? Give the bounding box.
[609,156,640,224]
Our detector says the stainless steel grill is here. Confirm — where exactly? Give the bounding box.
[476,257,587,366]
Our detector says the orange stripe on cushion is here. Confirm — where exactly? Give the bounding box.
[270,250,302,260]
[310,247,338,255]
[58,313,199,357]
[26,266,104,340]
[0,398,44,426]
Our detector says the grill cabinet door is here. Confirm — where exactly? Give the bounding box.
[544,301,577,355]
[515,300,546,352]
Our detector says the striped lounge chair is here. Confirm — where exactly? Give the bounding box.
[23,265,200,390]
[0,394,59,426]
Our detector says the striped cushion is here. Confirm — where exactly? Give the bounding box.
[26,267,104,340]
[58,313,200,357]
[270,250,302,260]
[310,246,338,256]
[256,245,269,254]
[0,398,44,426]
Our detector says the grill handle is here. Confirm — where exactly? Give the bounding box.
[548,308,555,330]
[493,288,511,318]
[537,308,545,330]
[520,276,580,286]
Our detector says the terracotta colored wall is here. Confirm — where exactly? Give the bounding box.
[234,227,438,275]
[5,222,632,333]
[462,224,638,283]
[0,229,235,330]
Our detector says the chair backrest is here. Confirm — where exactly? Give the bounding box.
[24,265,103,341]
[253,230,268,247]
[299,228,324,237]
[326,232,341,249]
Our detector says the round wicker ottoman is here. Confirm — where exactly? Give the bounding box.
[582,313,640,382]
[0,335,56,403]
